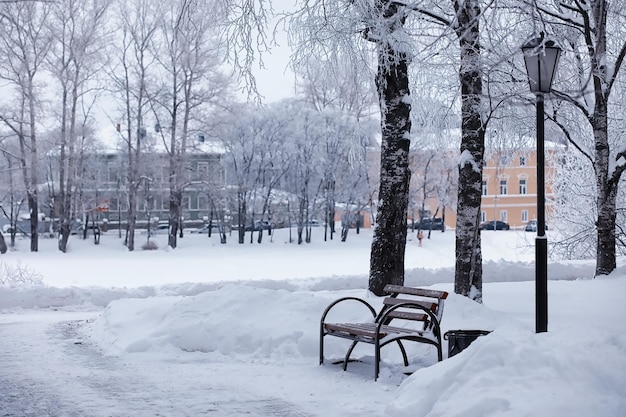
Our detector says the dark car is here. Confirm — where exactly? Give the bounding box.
[190,224,220,234]
[141,223,169,235]
[411,217,445,231]
[524,220,548,232]
[306,219,324,227]
[244,220,274,231]
[479,220,510,231]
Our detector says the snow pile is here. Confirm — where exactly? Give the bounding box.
[89,285,340,360]
[387,325,626,417]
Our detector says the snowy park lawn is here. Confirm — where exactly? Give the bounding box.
[1,227,625,416]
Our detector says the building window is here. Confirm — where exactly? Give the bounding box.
[500,179,508,195]
[182,196,191,210]
[521,210,528,223]
[197,195,208,211]
[109,197,119,212]
[107,166,118,183]
[500,210,508,222]
[481,211,486,222]
[519,179,527,195]
[482,180,488,196]
[197,162,209,181]
[520,156,526,166]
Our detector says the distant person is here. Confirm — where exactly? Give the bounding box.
[417,230,424,247]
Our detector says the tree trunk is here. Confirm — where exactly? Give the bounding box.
[27,80,39,252]
[593,106,617,275]
[127,181,138,251]
[57,84,70,253]
[368,42,412,296]
[590,2,617,276]
[453,0,485,302]
[596,180,617,275]
[238,197,246,244]
[168,190,182,249]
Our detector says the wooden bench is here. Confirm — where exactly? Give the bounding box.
[319,284,449,380]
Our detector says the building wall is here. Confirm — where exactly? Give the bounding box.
[71,151,226,228]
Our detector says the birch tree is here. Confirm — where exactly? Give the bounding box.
[528,0,626,276]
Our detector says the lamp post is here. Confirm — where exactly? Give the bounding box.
[522,34,561,333]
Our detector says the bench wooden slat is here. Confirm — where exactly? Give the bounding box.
[383,297,437,312]
[384,310,429,322]
[325,322,378,338]
[324,322,425,339]
[384,284,449,300]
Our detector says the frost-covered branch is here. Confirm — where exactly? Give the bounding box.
[0,261,43,287]
[546,109,593,164]
[607,41,626,93]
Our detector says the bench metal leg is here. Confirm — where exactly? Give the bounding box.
[396,340,409,366]
[319,328,325,365]
[343,340,359,371]
[375,338,381,380]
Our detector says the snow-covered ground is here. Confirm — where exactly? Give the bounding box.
[0,227,624,416]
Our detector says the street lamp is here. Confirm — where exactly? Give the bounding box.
[522,34,561,333]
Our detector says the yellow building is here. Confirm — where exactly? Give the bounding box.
[360,147,557,230]
[412,148,557,230]
[480,149,556,228]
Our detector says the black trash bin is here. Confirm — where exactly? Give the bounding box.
[444,330,492,358]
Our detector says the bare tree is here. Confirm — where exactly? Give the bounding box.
[0,1,52,252]
[150,0,231,249]
[0,149,26,248]
[294,54,377,241]
[107,0,159,251]
[217,105,272,244]
[48,0,110,252]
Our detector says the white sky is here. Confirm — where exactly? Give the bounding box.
[249,0,298,103]
[1,227,625,416]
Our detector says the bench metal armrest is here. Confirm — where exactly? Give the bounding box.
[319,297,378,366]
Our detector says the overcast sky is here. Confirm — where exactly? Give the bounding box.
[252,0,298,103]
